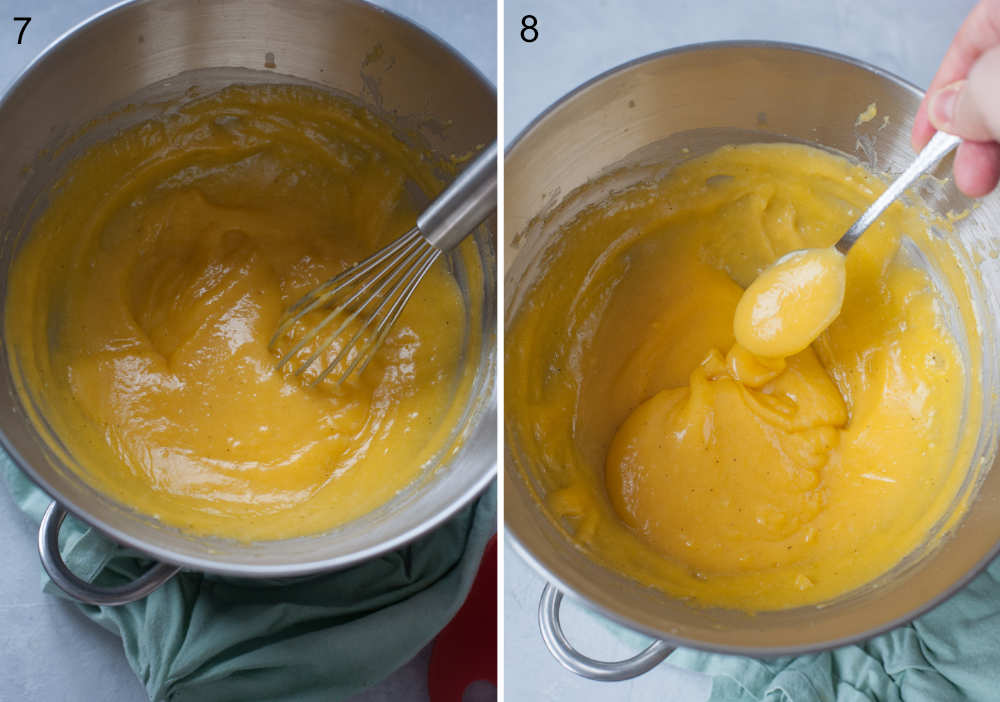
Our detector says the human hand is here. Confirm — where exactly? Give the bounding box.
[912,0,1000,197]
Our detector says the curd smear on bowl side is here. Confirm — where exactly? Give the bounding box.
[5,84,481,541]
[506,142,978,610]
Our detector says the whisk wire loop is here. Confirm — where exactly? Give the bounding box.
[269,141,496,386]
[290,237,428,376]
[270,227,442,386]
[270,228,423,350]
[313,244,440,386]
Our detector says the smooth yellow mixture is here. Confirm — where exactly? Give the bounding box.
[6,85,479,541]
[507,143,977,610]
[733,246,846,357]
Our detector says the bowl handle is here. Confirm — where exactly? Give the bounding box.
[538,582,674,681]
[38,501,181,606]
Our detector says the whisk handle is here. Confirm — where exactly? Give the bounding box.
[419,141,497,252]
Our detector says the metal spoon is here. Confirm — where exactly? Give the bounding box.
[734,130,961,358]
[834,130,961,254]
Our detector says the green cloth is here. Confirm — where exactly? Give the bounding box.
[2,452,496,702]
[668,555,1000,701]
[601,557,1000,701]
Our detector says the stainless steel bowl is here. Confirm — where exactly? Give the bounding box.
[0,0,496,602]
[505,42,1000,677]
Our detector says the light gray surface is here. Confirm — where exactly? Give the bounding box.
[503,0,975,699]
[0,1,495,701]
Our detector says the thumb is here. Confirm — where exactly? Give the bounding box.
[928,45,1000,143]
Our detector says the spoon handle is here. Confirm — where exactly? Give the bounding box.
[835,130,962,254]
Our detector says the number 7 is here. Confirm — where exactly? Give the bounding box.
[14,17,30,45]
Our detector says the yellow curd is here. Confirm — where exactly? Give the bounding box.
[6,85,479,541]
[733,246,846,358]
[506,142,976,610]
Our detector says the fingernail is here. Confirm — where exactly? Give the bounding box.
[929,80,965,128]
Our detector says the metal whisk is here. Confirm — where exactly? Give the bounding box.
[270,142,497,386]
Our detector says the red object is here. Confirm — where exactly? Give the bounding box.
[428,535,498,701]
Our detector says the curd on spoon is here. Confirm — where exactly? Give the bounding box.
[733,247,846,358]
